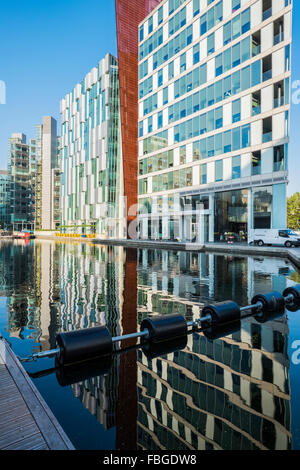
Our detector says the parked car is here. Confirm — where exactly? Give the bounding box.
[248,229,300,248]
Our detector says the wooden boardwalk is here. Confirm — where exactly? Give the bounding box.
[0,338,74,450]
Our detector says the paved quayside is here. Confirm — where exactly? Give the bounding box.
[0,337,74,450]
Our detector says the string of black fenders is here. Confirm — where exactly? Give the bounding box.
[13,284,300,387]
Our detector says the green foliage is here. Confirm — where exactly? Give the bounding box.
[287,193,300,230]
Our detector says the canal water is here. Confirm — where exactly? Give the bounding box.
[0,239,300,450]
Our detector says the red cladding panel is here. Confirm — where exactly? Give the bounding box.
[115,0,162,237]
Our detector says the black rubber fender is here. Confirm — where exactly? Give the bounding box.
[201,301,241,326]
[283,284,300,310]
[141,313,187,343]
[251,291,285,314]
[56,326,113,366]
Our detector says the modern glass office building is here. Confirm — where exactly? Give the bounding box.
[60,54,125,238]
[8,133,35,231]
[137,0,292,243]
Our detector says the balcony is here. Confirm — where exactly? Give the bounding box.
[263,132,272,143]
[274,161,285,172]
[252,105,261,116]
[252,166,261,176]
[263,69,272,82]
[262,7,272,22]
[274,32,284,46]
[252,44,261,57]
[274,96,284,108]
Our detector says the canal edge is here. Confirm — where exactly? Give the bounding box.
[0,338,75,450]
[34,235,300,271]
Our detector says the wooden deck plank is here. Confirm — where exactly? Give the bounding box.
[3,432,49,450]
[0,338,74,450]
[0,413,37,437]
[0,405,30,425]
[0,423,42,449]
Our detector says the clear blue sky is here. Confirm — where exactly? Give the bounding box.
[0,0,117,160]
[0,0,299,196]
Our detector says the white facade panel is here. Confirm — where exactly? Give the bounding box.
[215,27,223,51]
[193,19,200,41]
[273,48,285,78]
[261,23,273,53]
[207,58,215,82]
[261,147,273,174]
[174,57,180,77]
[193,165,200,186]
[169,82,174,102]
[207,162,215,184]
[261,85,273,113]
[200,38,207,61]
[241,153,251,178]
[223,102,232,127]
[186,48,193,70]
[241,95,251,120]
[186,143,193,163]
[223,0,232,20]
[223,158,232,181]
[251,0,262,29]
[251,120,262,146]
[157,90,163,108]
[285,11,292,40]
[186,1,193,22]
[273,112,286,140]
[273,0,285,15]
[168,127,174,146]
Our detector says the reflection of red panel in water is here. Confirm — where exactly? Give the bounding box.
[116,248,138,450]
[115,0,162,238]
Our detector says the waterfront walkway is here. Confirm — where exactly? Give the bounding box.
[0,338,74,450]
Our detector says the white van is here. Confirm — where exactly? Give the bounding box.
[248,229,300,248]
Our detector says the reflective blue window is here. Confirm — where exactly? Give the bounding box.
[251,60,261,87]
[241,124,251,148]
[232,127,240,151]
[215,160,223,182]
[232,155,241,179]
[157,112,163,129]
[193,44,200,64]
[232,99,241,123]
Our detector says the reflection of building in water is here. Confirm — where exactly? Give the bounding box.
[0,241,61,348]
[136,249,292,450]
[137,250,295,313]
[35,241,61,350]
[5,242,37,339]
[137,318,292,450]
[57,243,126,430]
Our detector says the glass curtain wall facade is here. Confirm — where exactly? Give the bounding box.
[60,54,125,238]
[137,0,292,243]
[0,171,11,230]
[8,133,35,231]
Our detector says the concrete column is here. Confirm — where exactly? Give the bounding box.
[209,194,215,242]
[247,189,252,242]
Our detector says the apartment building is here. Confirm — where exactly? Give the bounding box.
[137,0,292,243]
[32,117,60,231]
[59,54,125,238]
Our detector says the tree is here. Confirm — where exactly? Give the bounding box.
[287,193,300,230]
